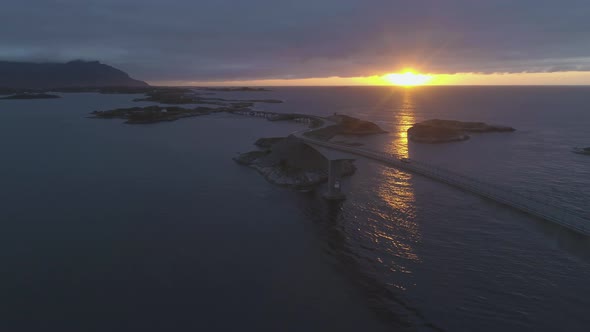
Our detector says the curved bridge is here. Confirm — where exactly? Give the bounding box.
[293,126,590,236]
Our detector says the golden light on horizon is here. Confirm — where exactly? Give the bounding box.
[156,71,590,87]
[383,71,433,86]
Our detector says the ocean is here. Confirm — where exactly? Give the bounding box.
[0,87,589,331]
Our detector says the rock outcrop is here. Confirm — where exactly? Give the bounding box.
[408,119,515,143]
[195,87,271,92]
[90,105,217,124]
[133,88,282,105]
[254,137,286,148]
[305,114,387,140]
[417,119,515,133]
[234,136,356,189]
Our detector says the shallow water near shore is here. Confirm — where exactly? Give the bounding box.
[1,87,590,331]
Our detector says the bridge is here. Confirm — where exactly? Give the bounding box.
[231,110,590,236]
[293,127,590,237]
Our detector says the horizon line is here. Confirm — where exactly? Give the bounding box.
[152,84,590,88]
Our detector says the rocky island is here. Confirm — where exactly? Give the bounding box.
[233,114,387,189]
[195,87,271,92]
[90,87,306,125]
[133,89,282,105]
[573,147,590,155]
[133,89,226,105]
[234,136,356,189]
[87,86,386,191]
[0,93,61,100]
[407,119,515,143]
[90,105,224,124]
[304,113,387,140]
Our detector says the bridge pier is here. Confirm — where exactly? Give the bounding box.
[323,159,346,201]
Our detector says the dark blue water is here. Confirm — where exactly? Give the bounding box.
[1,88,589,331]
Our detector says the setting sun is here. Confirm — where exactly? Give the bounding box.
[383,71,432,86]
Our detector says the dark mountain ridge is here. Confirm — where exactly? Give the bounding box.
[0,60,148,89]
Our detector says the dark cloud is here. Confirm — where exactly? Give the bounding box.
[1,0,590,81]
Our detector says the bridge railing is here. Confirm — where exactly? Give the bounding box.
[408,158,588,218]
[299,136,590,235]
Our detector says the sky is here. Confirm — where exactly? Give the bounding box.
[2,0,590,85]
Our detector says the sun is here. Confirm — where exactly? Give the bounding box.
[384,71,432,86]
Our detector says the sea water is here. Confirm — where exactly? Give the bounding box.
[1,87,589,331]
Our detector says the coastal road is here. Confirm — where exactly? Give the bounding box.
[293,123,590,236]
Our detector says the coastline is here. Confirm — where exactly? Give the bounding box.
[1,88,589,331]
[0,94,391,331]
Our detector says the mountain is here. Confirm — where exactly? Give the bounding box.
[0,60,149,89]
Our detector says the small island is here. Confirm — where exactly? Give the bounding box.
[572,147,590,155]
[0,93,61,100]
[133,88,282,105]
[195,87,271,92]
[233,114,387,189]
[86,87,394,194]
[304,114,387,140]
[234,136,356,189]
[133,89,223,105]
[90,105,225,124]
[87,87,387,191]
[407,119,515,143]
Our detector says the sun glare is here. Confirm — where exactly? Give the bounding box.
[384,71,432,86]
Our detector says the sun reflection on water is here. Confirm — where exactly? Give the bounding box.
[388,89,416,158]
[363,89,421,279]
[376,167,420,245]
[325,88,422,300]
[354,164,421,279]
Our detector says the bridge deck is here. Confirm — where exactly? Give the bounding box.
[299,135,590,236]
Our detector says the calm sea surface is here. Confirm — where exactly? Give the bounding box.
[1,87,589,331]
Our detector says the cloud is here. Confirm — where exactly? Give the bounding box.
[1,0,590,81]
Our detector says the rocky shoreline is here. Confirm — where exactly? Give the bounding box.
[88,87,290,124]
[87,88,387,190]
[304,114,387,140]
[234,136,356,189]
[90,104,324,126]
[132,89,282,105]
[90,105,219,124]
[233,114,386,189]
